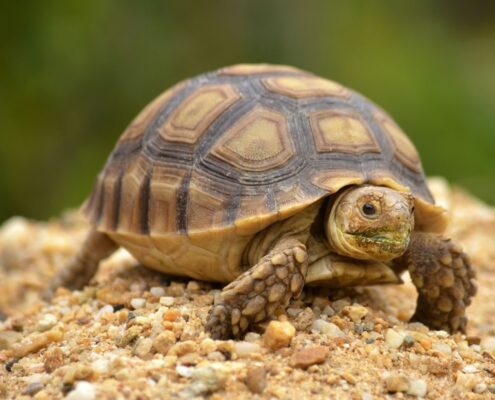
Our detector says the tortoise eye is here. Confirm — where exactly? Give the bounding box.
[362,203,377,217]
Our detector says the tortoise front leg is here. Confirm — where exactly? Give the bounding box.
[206,238,308,339]
[43,229,117,300]
[399,232,477,333]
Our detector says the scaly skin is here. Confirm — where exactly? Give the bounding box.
[398,232,477,333]
[206,238,308,339]
[42,229,117,300]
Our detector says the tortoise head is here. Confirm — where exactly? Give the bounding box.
[325,185,415,262]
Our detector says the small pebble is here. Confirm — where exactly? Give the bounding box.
[342,304,368,322]
[312,319,344,338]
[21,382,44,396]
[133,337,153,358]
[176,365,194,378]
[481,336,495,353]
[385,375,409,393]
[150,287,166,297]
[321,305,335,317]
[263,320,295,350]
[65,381,96,400]
[38,314,58,331]
[407,378,427,397]
[473,383,487,394]
[179,366,226,398]
[385,329,404,349]
[432,342,451,354]
[487,384,495,394]
[160,297,175,306]
[332,299,351,312]
[462,365,478,374]
[245,365,267,394]
[234,341,262,358]
[290,346,329,369]
[96,305,114,320]
[455,372,479,391]
[130,298,146,309]
[153,331,177,355]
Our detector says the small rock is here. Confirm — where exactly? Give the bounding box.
[481,336,495,353]
[487,384,495,394]
[286,308,302,317]
[342,304,368,322]
[321,305,335,317]
[153,331,176,355]
[168,341,198,357]
[37,314,58,331]
[160,296,175,306]
[130,298,146,309]
[65,381,96,400]
[312,319,344,338]
[263,320,295,350]
[63,364,95,385]
[179,366,226,398]
[116,325,142,347]
[245,365,267,394]
[403,334,415,347]
[455,372,480,391]
[244,332,261,343]
[332,299,351,312]
[385,374,409,393]
[432,342,451,354]
[21,382,44,396]
[473,383,487,394]
[176,364,194,378]
[462,365,478,373]
[0,331,23,350]
[407,378,427,397]
[385,329,404,349]
[44,346,64,372]
[150,287,166,297]
[133,337,153,358]
[12,329,63,358]
[290,346,329,369]
[292,307,315,331]
[234,341,262,358]
[95,305,114,320]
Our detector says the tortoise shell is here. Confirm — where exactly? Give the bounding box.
[83,64,446,282]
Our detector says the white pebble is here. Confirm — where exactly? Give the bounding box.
[66,381,96,400]
[462,365,478,374]
[176,365,194,378]
[385,329,404,349]
[432,342,451,354]
[432,330,449,338]
[38,314,58,331]
[312,319,344,338]
[407,378,427,397]
[481,336,495,352]
[473,383,487,394]
[470,344,481,353]
[91,359,109,374]
[286,308,302,317]
[160,297,175,306]
[131,298,146,309]
[150,287,166,297]
[361,392,372,400]
[321,305,335,317]
[233,341,262,357]
[96,305,114,320]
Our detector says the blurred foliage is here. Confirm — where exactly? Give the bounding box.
[1,0,495,222]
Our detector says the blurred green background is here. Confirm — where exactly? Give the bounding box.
[1,0,495,222]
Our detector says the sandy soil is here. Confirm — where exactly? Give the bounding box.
[0,178,494,399]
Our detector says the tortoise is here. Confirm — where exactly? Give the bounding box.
[47,63,477,339]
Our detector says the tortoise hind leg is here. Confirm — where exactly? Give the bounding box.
[399,232,477,333]
[43,229,117,300]
[206,238,308,339]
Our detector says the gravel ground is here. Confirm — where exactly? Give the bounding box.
[0,178,494,399]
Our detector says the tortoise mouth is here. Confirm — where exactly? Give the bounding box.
[348,228,411,255]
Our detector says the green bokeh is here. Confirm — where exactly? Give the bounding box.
[1,1,495,222]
